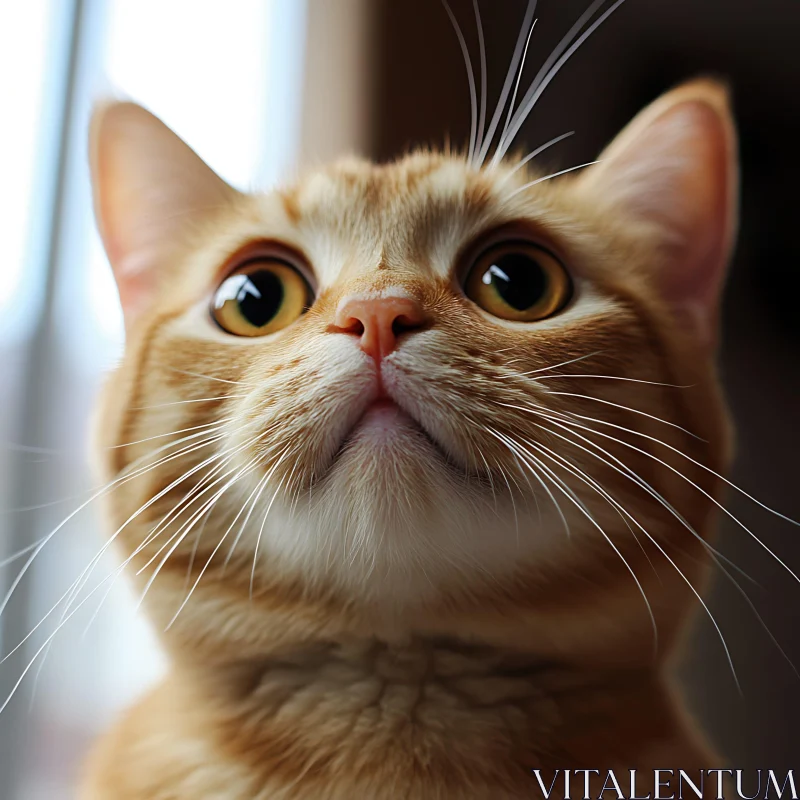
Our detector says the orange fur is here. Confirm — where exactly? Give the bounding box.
[82,80,736,798]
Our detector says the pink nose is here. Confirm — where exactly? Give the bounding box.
[332,295,427,362]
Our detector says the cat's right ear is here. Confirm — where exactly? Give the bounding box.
[89,102,239,329]
[577,79,738,349]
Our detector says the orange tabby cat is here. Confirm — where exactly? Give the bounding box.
[81,78,737,799]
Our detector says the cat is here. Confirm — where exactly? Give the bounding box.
[80,75,737,799]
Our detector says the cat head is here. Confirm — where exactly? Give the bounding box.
[90,79,737,663]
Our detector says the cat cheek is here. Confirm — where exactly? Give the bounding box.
[665,301,715,350]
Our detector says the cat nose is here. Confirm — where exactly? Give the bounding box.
[332,295,427,362]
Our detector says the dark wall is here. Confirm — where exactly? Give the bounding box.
[370,0,800,768]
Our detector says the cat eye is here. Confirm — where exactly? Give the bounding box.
[464,241,572,322]
[211,258,313,337]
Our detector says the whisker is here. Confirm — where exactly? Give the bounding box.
[0,539,48,569]
[0,559,131,714]
[520,350,605,375]
[442,0,478,163]
[135,457,265,620]
[471,0,488,164]
[164,459,265,630]
[223,447,292,570]
[107,418,231,449]
[134,456,245,577]
[494,0,608,164]
[528,431,660,576]
[476,0,537,165]
[130,395,245,411]
[565,409,800,529]
[2,443,63,455]
[500,431,658,648]
[714,558,799,679]
[485,426,569,537]
[515,404,755,585]
[3,433,258,664]
[250,463,292,598]
[164,367,249,386]
[0,427,235,622]
[9,431,254,691]
[542,390,705,440]
[183,506,214,597]
[530,436,741,684]
[518,404,800,583]
[498,130,575,186]
[534,374,693,387]
[506,160,602,199]
[496,17,538,163]
[495,0,628,162]
[134,432,274,577]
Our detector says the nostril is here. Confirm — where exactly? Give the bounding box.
[343,317,365,337]
[391,314,424,337]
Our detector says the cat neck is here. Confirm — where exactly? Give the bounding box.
[91,635,713,800]
[178,636,702,788]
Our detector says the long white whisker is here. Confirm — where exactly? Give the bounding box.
[0,426,235,622]
[183,506,213,596]
[534,374,692,387]
[513,404,754,584]
[495,0,607,163]
[0,560,132,714]
[164,367,249,386]
[518,404,800,582]
[497,17,537,159]
[476,0,537,165]
[528,430,659,576]
[2,434,258,664]
[494,0,628,163]
[163,461,261,630]
[250,465,292,598]
[485,426,569,537]
[11,430,253,692]
[107,418,231,449]
[500,430,658,647]
[223,447,293,570]
[471,0,487,165]
[131,395,245,411]
[0,539,47,569]
[442,0,478,163]
[498,130,574,186]
[507,160,601,199]
[134,441,262,575]
[542,390,705,440]
[137,457,264,620]
[522,351,605,375]
[530,436,741,683]
[564,409,800,529]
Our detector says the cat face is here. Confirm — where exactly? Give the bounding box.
[90,80,737,656]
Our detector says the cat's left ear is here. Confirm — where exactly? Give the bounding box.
[578,79,738,347]
[89,101,240,329]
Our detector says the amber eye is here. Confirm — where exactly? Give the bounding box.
[211,259,313,337]
[464,242,572,322]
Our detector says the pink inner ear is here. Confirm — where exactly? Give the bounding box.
[649,103,734,320]
[581,85,737,346]
[89,102,239,330]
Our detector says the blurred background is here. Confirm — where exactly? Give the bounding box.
[0,0,797,796]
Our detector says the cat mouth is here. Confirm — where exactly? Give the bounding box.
[326,393,470,479]
[343,396,431,445]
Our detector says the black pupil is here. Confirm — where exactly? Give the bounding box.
[484,252,547,311]
[236,270,284,327]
